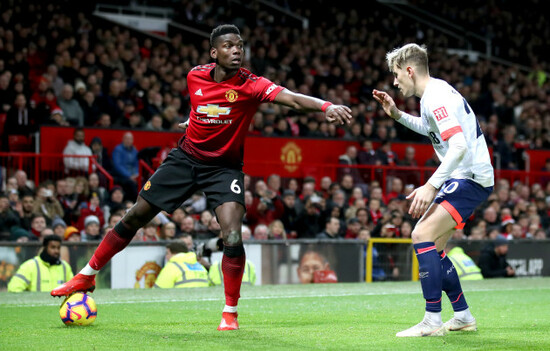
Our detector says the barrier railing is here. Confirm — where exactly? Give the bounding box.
[0,152,114,190]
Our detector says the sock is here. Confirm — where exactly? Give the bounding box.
[424,311,442,325]
[223,305,238,313]
[221,244,246,307]
[439,250,468,312]
[454,308,474,321]
[88,221,136,272]
[79,264,99,276]
[414,242,442,313]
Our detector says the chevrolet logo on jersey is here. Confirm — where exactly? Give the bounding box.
[197,104,232,117]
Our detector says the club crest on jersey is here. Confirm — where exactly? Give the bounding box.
[197,104,231,117]
[225,89,238,102]
[144,181,151,191]
[433,106,449,121]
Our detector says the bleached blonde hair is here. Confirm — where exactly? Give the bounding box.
[386,43,429,75]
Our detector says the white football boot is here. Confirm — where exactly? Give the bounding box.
[396,319,447,337]
[444,317,477,332]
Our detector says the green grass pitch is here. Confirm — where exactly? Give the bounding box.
[1,278,549,351]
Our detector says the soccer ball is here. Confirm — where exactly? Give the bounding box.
[59,292,97,326]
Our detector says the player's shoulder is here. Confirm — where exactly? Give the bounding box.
[236,67,261,82]
[424,78,461,104]
[189,63,216,76]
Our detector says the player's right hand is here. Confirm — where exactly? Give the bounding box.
[372,89,399,120]
[325,104,353,125]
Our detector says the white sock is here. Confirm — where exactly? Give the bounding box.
[79,264,99,276]
[223,305,237,313]
[424,311,442,325]
[454,308,474,321]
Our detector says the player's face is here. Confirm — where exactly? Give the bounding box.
[392,65,414,97]
[211,34,244,71]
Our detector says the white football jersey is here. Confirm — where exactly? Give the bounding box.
[420,78,494,187]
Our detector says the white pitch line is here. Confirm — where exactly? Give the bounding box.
[1,286,548,308]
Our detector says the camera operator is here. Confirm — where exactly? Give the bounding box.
[246,180,284,233]
[32,183,64,225]
[179,232,217,271]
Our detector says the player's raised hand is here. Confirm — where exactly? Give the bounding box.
[372,89,400,120]
[325,104,353,125]
[406,184,437,219]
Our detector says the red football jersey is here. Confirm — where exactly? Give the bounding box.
[179,63,284,166]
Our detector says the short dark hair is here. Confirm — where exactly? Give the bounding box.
[210,24,240,47]
[43,234,62,247]
[167,241,188,254]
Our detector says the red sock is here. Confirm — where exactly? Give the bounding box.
[89,226,133,271]
[222,253,246,306]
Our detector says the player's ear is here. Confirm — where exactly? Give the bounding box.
[406,66,414,77]
[210,47,217,60]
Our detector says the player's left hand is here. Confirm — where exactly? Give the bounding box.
[406,184,437,219]
[325,105,353,125]
[178,119,190,130]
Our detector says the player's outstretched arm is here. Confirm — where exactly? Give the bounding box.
[274,88,352,125]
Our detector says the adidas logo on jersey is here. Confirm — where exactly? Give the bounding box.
[195,89,203,96]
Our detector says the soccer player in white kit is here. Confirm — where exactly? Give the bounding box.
[373,43,494,337]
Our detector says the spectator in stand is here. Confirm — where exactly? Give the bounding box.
[195,209,213,237]
[76,192,105,231]
[51,216,67,239]
[145,114,164,131]
[15,170,35,196]
[180,215,197,239]
[0,192,20,240]
[111,132,139,201]
[500,215,515,239]
[368,198,383,227]
[280,189,300,238]
[267,219,287,240]
[246,180,284,234]
[18,194,35,231]
[96,113,112,128]
[182,191,207,215]
[81,215,102,242]
[159,221,177,240]
[90,137,113,175]
[137,221,160,242]
[479,235,515,278]
[386,177,404,202]
[253,224,269,240]
[32,184,64,225]
[338,145,362,185]
[28,214,47,240]
[3,93,38,151]
[62,128,92,175]
[375,140,398,166]
[357,139,380,165]
[316,217,341,239]
[57,84,84,126]
[266,173,282,196]
[47,108,70,126]
[80,90,102,126]
[88,172,108,205]
[319,176,333,200]
[356,207,372,231]
[344,217,362,239]
[64,226,81,242]
[495,125,520,170]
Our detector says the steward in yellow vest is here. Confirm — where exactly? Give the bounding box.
[209,259,256,286]
[447,245,483,280]
[154,242,209,288]
[8,235,74,292]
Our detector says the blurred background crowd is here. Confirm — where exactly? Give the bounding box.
[1,0,549,253]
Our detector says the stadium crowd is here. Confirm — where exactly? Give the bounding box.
[1,0,550,277]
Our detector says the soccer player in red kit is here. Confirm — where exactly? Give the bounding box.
[51,24,353,330]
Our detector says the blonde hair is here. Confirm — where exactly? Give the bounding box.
[386,43,429,75]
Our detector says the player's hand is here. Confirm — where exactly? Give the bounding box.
[178,119,190,130]
[325,104,353,125]
[372,89,400,120]
[406,184,437,219]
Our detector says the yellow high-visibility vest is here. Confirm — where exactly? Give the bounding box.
[447,247,483,280]
[208,260,256,286]
[154,252,209,288]
[8,256,73,292]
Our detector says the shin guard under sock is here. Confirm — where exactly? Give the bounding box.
[414,242,442,312]
[221,245,246,307]
[88,221,136,271]
[439,250,468,312]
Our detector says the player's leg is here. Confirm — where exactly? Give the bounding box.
[51,196,160,296]
[396,203,455,337]
[215,201,246,331]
